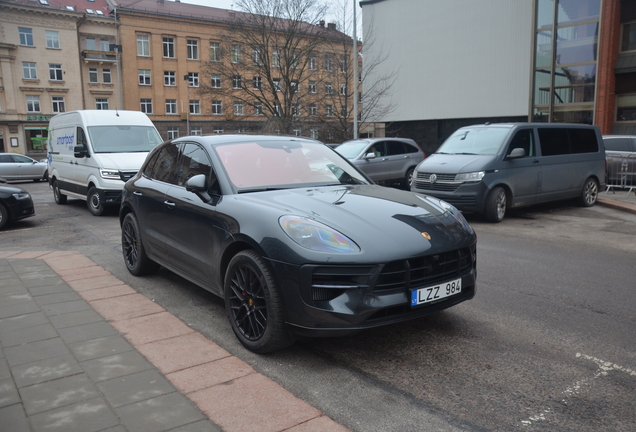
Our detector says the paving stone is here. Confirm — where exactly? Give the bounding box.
[78,285,136,302]
[111,311,194,346]
[33,291,82,306]
[0,323,59,348]
[80,351,153,382]
[167,356,255,394]
[0,360,10,380]
[19,373,100,415]
[59,267,111,281]
[49,309,103,329]
[284,416,351,432]
[0,292,33,307]
[29,397,119,432]
[0,279,23,293]
[26,280,72,294]
[68,335,134,362]
[43,255,96,273]
[41,299,92,317]
[5,338,70,367]
[67,275,127,292]
[0,312,49,332]
[166,419,222,432]
[0,301,40,320]
[97,369,177,408]
[90,294,165,322]
[0,378,21,408]
[0,403,31,432]
[57,321,117,345]
[115,392,206,432]
[12,354,84,388]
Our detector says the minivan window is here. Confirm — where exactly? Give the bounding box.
[437,127,510,155]
[88,125,163,153]
[538,128,598,156]
[507,129,535,157]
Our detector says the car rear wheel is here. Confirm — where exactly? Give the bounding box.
[484,186,507,223]
[0,204,9,230]
[121,213,159,276]
[87,187,105,216]
[53,179,67,204]
[580,177,598,207]
[225,250,292,353]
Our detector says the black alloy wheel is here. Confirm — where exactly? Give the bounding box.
[224,250,292,353]
[121,212,159,276]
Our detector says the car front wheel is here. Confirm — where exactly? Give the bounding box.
[484,186,507,223]
[580,177,598,207]
[0,204,9,230]
[225,250,292,353]
[121,213,159,276]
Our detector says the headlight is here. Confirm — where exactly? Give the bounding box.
[100,169,121,180]
[455,171,485,182]
[12,192,31,200]
[439,201,474,234]
[279,215,360,253]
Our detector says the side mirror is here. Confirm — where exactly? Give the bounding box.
[507,148,526,159]
[363,152,377,160]
[185,174,207,192]
[74,144,89,158]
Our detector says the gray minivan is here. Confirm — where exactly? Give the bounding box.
[411,123,605,222]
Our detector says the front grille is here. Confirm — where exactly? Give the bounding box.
[310,266,374,302]
[414,172,461,192]
[119,171,138,182]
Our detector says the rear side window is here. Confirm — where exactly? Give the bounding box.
[568,128,598,153]
[386,141,406,155]
[538,128,598,156]
[604,138,632,152]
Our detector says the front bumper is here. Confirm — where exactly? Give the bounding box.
[412,176,490,214]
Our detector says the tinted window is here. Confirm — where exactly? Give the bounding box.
[386,141,406,156]
[149,144,179,184]
[176,143,212,186]
[404,143,420,154]
[568,128,598,153]
[507,129,535,157]
[538,128,570,156]
[368,142,387,157]
[142,150,161,178]
[603,138,632,152]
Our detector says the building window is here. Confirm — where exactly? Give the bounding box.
[325,55,333,72]
[188,72,199,87]
[309,104,317,116]
[326,105,334,117]
[137,34,150,56]
[291,80,298,93]
[233,75,242,89]
[96,98,109,110]
[622,22,636,52]
[212,100,223,115]
[19,27,34,46]
[139,69,151,85]
[140,98,153,113]
[46,30,60,49]
[89,68,98,83]
[234,101,244,116]
[187,39,199,60]
[253,76,262,90]
[23,62,37,79]
[308,81,316,94]
[213,128,224,134]
[163,37,175,58]
[191,127,203,136]
[211,74,221,88]
[232,44,241,63]
[210,42,221,61]
[254,103,264,116]
[273,49,280,67]
[273,78,281,92]
[340,56,347,73]
[617,94,636,121]
[167,127,179,140]
[164,71,176,86]
[293,129,302,137]
[325,82,333,95]
[292,103,300,116]
[100,38,110,51]
[102,69,112,84]
[166,99,177,114]
[86,37,96,51]
[309,54,316,70]
[49,64,63,81]
[340,83,347,96]
[190,100,201,114]
[52,96,65,113]
[310,128,319,139]
[292,51,300,69]
[26,95,40,112]
[253,47,262,65]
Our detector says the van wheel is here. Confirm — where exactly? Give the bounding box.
[53,179,67,204]
[580,177,598,207]
[484,186,507,223]
[87,187,105,216]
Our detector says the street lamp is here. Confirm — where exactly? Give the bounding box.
[184,74,190,134]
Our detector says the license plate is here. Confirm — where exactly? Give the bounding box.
[411,278,462,307]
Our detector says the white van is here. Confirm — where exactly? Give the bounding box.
[48,110,163,215]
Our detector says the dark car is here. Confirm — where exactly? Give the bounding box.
[120,135,476,353]
[0,180,36,230]
[334,138,426,188]
[0,153,48,182]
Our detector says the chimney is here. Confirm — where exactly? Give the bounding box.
[158,0,164,4]
[319,20,325,27]
[327,23,336,30]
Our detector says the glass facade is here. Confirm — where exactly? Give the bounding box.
[532,0,601,123]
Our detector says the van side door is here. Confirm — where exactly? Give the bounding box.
[503,129,539,206]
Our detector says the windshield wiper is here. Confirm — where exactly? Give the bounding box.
[237,187,286,194]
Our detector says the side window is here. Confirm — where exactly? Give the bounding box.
[603,138,630,152]
[538,128,570,156]
[176,143,217,193]
[386,141,406,156]
[508,129,535,157]
[404,143,420,154]
[77,127,87,146]
[142,150,161,178]
[13,155,33,163]
[568,129,598,154]
[0,155,13,163]
[368,142,387,157]
[150,144,180,184]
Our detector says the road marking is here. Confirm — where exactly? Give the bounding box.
[520,353,636,427]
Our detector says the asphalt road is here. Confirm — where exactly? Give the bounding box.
[2,180,635,432]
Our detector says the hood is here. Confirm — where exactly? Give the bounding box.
[234,185,475,262]
[92,153,149,171]
[418,153,498,174]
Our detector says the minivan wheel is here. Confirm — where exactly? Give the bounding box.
[53,179,67,204]
[224,250,293,353]
[580,177,598,207]
[121,213,159,276]
[484,186,507,223]
[87,187,105,216]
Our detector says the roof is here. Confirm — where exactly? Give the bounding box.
[1,0,110,15]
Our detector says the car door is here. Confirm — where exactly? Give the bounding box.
[502,128,539,206]
[359,141,392,181]
[12,155,41,180]
[0,154,18,180]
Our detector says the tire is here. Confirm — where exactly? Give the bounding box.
[484,186,507,223]
[87,186,105,216]
[403,167,415,190]
[224,250,293,353]
[53,179,67,204]
[121,212,159,276]
[0,204,9,230]
[580,177,598,207]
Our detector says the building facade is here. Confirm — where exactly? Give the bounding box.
[360,0,636,155]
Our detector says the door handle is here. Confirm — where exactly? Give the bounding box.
[133,191,142,196]
[164,200,176,208]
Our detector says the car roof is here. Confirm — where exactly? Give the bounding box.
[171,134,323,146]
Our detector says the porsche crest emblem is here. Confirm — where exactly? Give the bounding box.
[421,232,431,240]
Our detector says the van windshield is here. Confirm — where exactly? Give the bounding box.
[88,126,163,153]
[437,127,510,155]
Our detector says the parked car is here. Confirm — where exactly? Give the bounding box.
[0,180,36,230]
[602,135,636,185]
[412,123,606,222]
[334,138,426,188]
[120,135,476,353]
[0,153,48,182]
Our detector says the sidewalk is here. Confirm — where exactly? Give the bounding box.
[0,251,349,432]
[597,187,636,215]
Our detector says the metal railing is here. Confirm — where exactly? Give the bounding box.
[605,152,636,196]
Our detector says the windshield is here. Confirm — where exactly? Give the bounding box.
[334,140,370,159]
[437,127,511,155]
[214,140,370,191]
[88,126,163,153]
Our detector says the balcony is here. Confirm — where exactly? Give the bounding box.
[82,50,118,63]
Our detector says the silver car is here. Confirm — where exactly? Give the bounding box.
[334,138,426,188]
[0,153,48,182]
[603,135,636,186]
